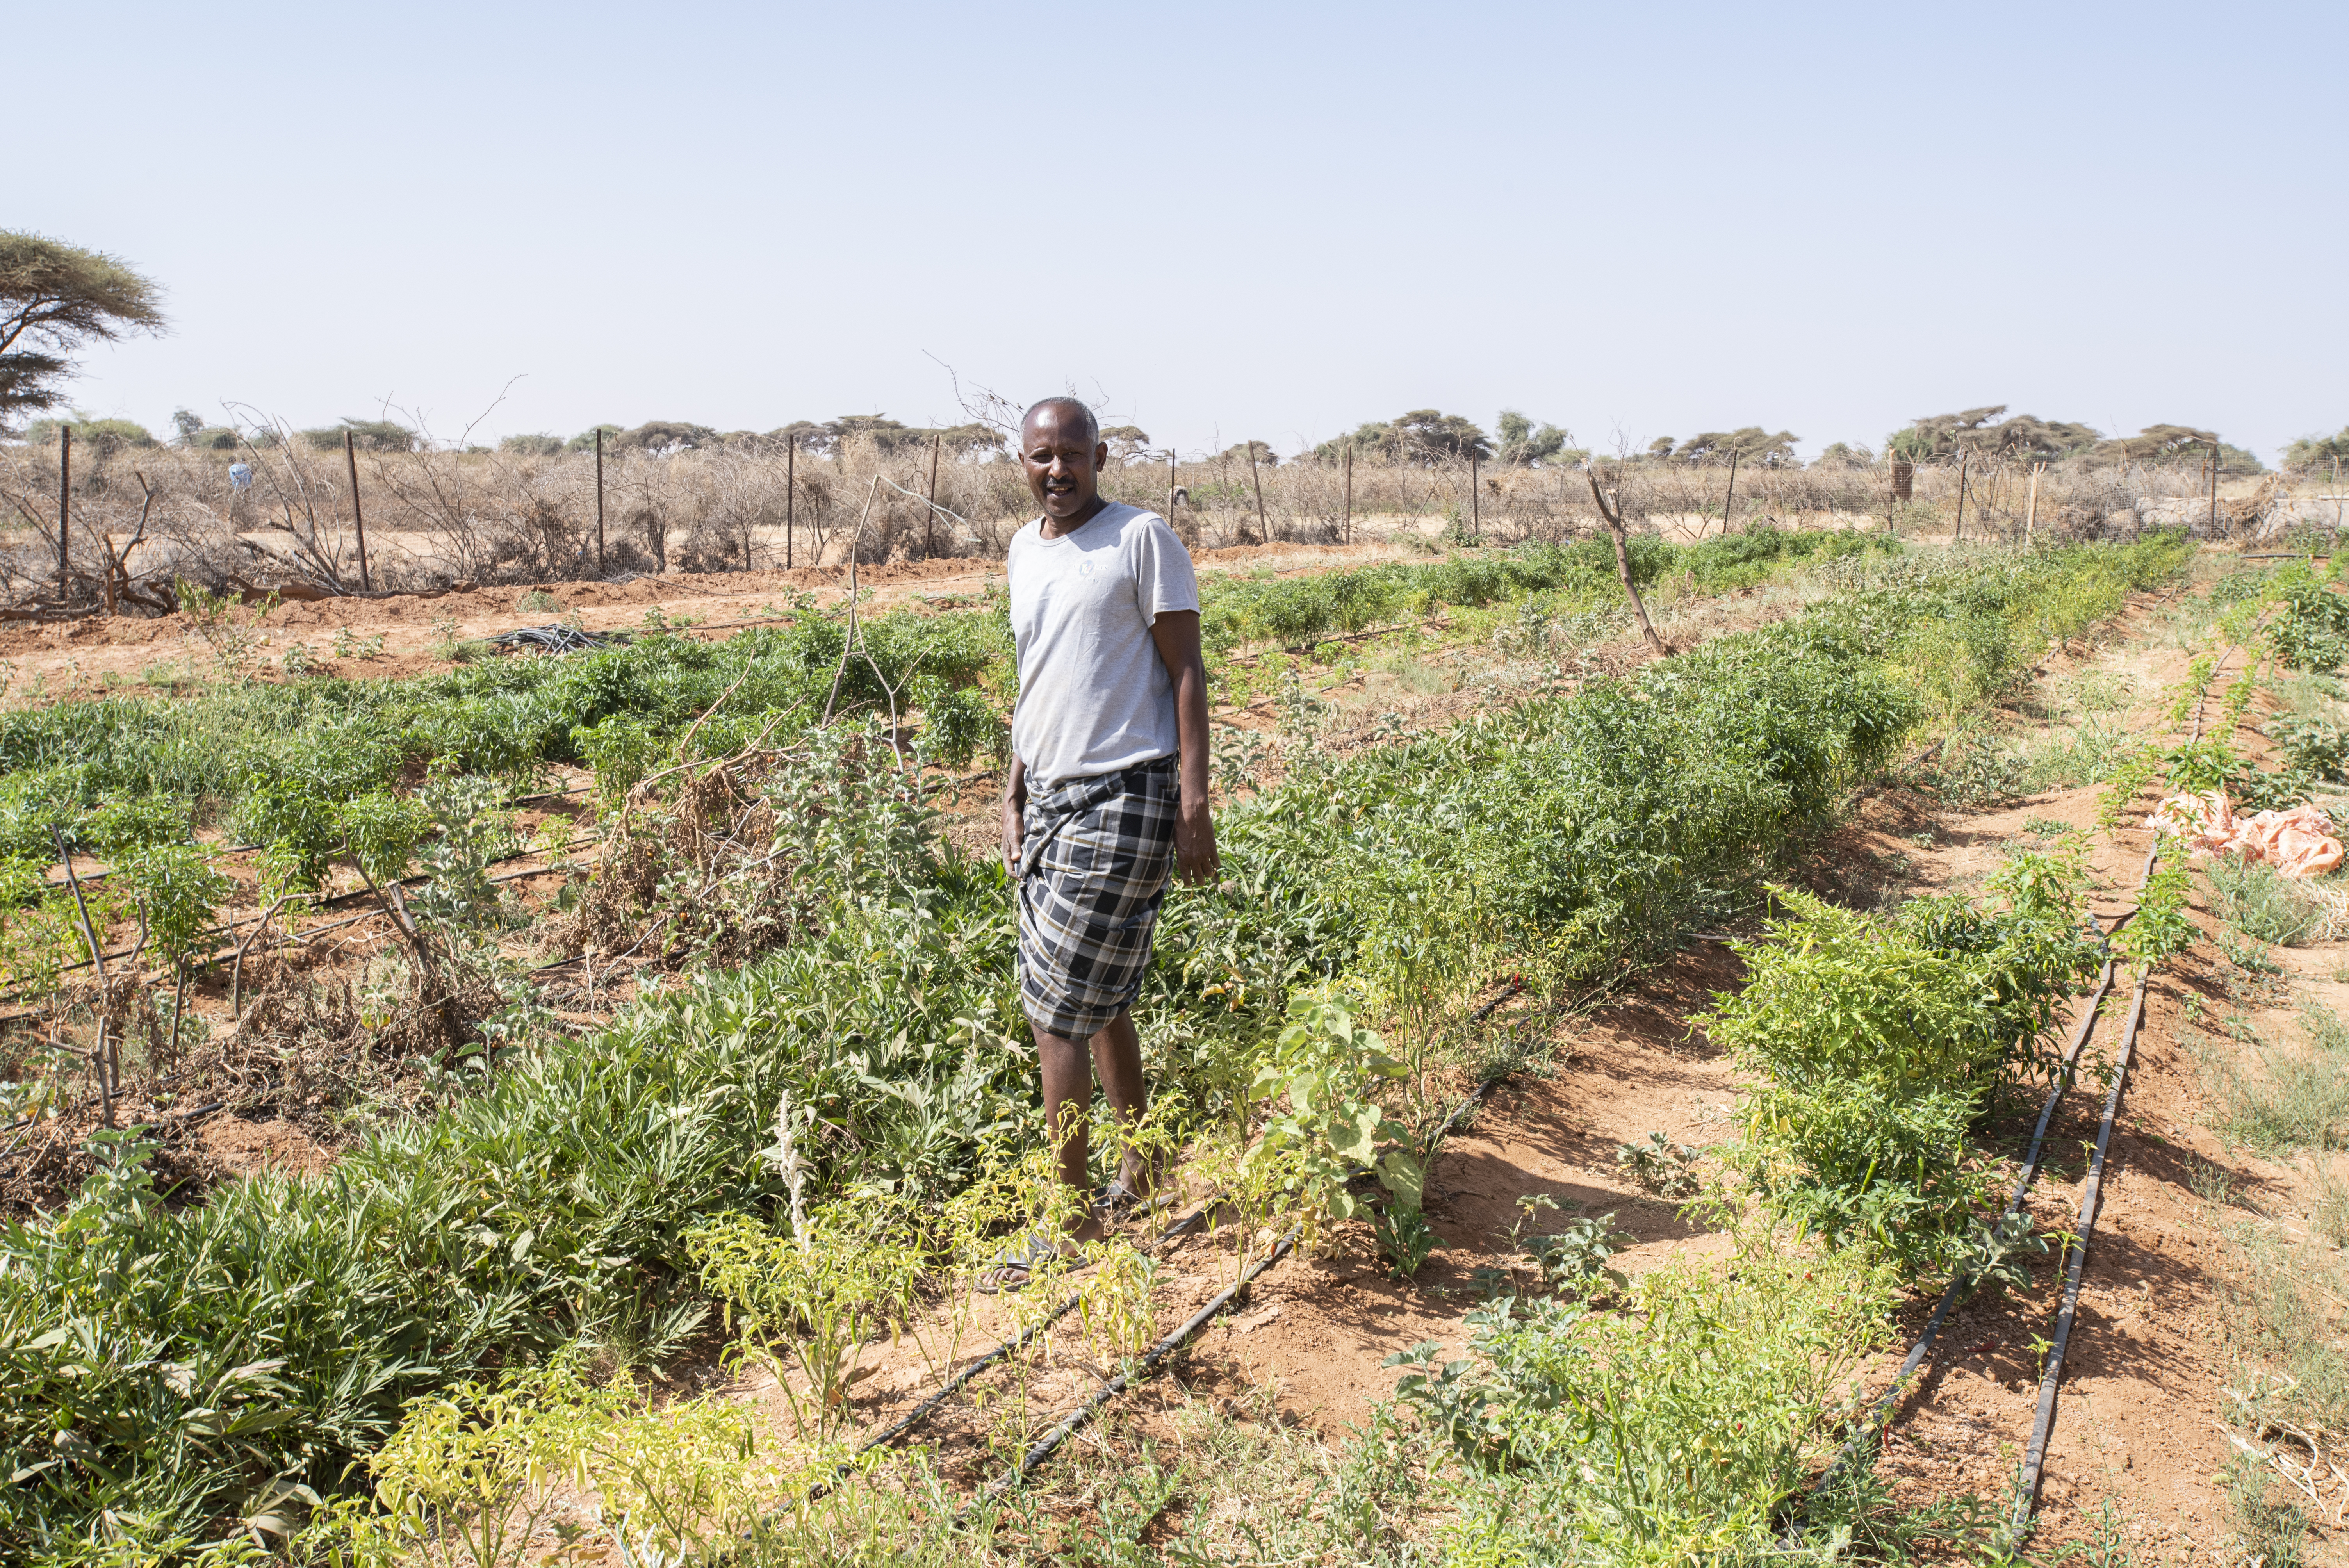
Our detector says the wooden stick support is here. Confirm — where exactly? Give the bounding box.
[56,424,70,597]
[1343,441,1353,546]
[1248,443,1269,544]
[594,427,607,570]
[926,431,942,559]
[51,827,113,1124]
[1584,465,1670,658]
[344,430,372,591]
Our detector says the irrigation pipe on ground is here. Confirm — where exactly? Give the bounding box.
[1796,623,2246,1543]
[1786,867,2144,1541]
[2007,971,2150,1542]
[952,1068,1508,1520]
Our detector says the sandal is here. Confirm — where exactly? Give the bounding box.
[1096,1178,1176,1223]
[974,1230,1067,1295]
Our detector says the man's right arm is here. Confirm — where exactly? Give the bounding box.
[1000,753,1027,877]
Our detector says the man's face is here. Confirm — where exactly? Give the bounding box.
[1021,407,1108,522]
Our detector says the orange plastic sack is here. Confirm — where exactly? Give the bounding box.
[2146,789,2344,877]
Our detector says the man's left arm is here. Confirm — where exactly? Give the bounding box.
[1148,609,1219,884]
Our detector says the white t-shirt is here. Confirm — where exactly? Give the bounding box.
[1006,503,1201,791]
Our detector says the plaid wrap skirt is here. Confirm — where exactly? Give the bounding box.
[1014,756,1180,1038]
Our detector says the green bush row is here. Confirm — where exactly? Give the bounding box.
[1196,527,1894,656]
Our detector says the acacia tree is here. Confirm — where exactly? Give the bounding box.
[0,231,165,421]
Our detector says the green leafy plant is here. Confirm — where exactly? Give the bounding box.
[689,1198,925,1440]
[1233,993,1419,1240]
[1522,1212,1631,1299]
[2270,579,2349,672]
[1386,1249,1896,1558]
[2115,862,2196,972]
[1703,887,2090,1277]
[1370,1204,1440,1279]
[1615,1131,1701,1197]
[2268,713,2349,782]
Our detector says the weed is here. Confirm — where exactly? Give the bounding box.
[1386,1248,1895,1559]
[1614,1131,1701,1197]
[1371,1205,1440,1279]
[332,625,386,660]
[2095,743,2162,837]
[1520,1212,1630,1299]
[2209,853,2328,945]
[175,577,278,681]
[2269,712,2349,781]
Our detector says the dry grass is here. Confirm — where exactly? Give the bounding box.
[0,422,2265,609]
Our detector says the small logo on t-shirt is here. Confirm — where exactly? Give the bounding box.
[1078,559,1096,578]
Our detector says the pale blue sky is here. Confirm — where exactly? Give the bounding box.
[14,3,2345,462]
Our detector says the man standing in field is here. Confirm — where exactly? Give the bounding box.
[981,397,1218,1292]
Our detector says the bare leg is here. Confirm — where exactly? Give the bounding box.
[1036,1009,1151,1245]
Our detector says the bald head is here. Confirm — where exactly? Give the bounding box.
[1023,397,1099,449]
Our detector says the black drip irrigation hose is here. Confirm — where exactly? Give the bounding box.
[1794,625,2244,1543]
[1784,862,2147,1541]
[763,1039,1521,1534]
[962,1225,1302,1519]
[2008,972,2149,1543]
[950,1071,1506,1521]
[798,1199,1219,1506]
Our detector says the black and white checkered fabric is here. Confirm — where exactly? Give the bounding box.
[1015,756,1180,1038]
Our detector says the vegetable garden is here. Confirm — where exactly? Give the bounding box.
[0,525,2278,1565]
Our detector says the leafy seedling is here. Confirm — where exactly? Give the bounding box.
[1615,1131,1701,1197]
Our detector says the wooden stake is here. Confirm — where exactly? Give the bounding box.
[52,827,112,1124]
[1248,442,1269,544]
[1167,447,1177,529]
[1343,440,1353,546]
[1718,448,1739,539]
[1470,450,1481,542]
[594,427,607,570]
[926,431,942,559]
[56,424,70,597]
[785,437,795,569]
[2208,442,2222,536]
[1953,449,1969,542]
[344,430,372,591]
[2026,462,2043,545]
[1584,465,1670,657]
